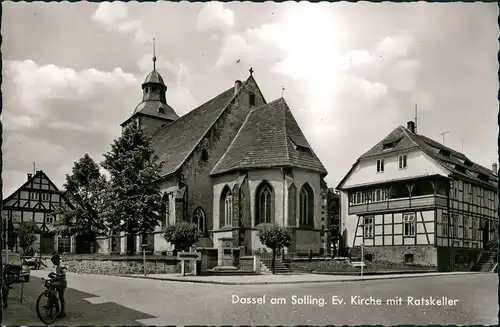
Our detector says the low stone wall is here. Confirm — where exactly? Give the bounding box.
[239,256,254,271]
[60,255,180,275]
[356,245,438,267]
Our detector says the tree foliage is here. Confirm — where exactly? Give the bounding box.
[101,123,163,235]
[327,188,342,258]
[163,222,203,253]
[54,154,108,248]
[256,223,292,274]
[17,221,40,255]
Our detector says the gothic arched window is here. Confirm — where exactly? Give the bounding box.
[162,192,170,228]
[256,181,274,225]
[193,207,206,235]
[219,186,233,228]
[299,183,314,227]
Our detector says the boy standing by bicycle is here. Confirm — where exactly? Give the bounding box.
[49,254,67,317]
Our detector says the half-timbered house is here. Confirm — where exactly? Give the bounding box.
[337,121,498,271]
[2,170,73,254]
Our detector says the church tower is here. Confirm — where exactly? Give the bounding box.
[121,39,179,134]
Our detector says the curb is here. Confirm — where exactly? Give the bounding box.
[122,271,485,285]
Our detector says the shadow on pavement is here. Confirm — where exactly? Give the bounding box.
[3,276,155,325]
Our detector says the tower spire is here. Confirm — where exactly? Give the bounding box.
[152,38,157,70]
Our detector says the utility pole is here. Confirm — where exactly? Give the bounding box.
[438,131,450,145]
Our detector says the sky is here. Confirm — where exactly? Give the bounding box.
[1,2,499,197]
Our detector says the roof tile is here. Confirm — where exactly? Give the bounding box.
[211,98,327,175]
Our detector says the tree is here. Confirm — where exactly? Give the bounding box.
[6,220,16,251]
[101,123,163,254]
[256,224,292,274]
[163,222,203,255]
[17,221,40,256]
[327,188,341,257]
[54,154,108,253]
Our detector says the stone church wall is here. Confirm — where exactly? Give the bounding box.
[179,79,267,234]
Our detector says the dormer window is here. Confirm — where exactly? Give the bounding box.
[439,149,451,157]
[152,87,157,93]
[464,160,473,167]
[455,165,466,173]
[158,107,165,114]
[377,159,384,173]
[382,137,402,150]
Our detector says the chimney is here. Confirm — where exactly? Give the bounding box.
[407,121,415,133]
[492,163,498,175]
[234,80,242,96]
[27,173,32,180]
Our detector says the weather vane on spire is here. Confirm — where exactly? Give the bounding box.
[152,38,157,70]
[249,67,254,76]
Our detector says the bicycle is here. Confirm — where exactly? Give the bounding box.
[36,274,61,324]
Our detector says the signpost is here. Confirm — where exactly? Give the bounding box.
[141,244,148,276]
[177,251,201,276]
[360,242,364,276]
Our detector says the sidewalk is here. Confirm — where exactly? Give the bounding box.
[123,271,483,285]
[3,274,154,325]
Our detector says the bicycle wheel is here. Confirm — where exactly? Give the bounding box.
[36,291,60,325]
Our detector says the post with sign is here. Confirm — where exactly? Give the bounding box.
[360,241,364,276]
[177,251,201,276]
[141,244,148,276]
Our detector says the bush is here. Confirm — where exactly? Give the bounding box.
[163,222,202,254]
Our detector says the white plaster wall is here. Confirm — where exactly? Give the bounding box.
[340,191,358,247]
[154,232,174,253]
[212,172,240,230]
[248,169,285,227]
[342,149,449,189]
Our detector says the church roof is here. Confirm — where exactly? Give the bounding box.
[337,125,497,190]
[143,69,165,85]
[151,81,244,177]
[122,100,179,126]
[211,98,327,176]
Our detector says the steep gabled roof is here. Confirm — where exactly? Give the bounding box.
[337,124,497,190]
[151,77,252,177]
[405,129,497,188]
[359,126,419,159]
[3,170,70,205]
[211,98,327,176]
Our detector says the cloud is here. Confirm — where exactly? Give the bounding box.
[4,59,137,116]
[215,35,252,68]
[197,3,235,32]
[376,33,414,59]
[2,113,37,129]
[91,2,151,43]
[388,59,421,92]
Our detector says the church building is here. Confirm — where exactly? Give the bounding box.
[113,52,329,258]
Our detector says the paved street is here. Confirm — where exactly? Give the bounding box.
[3,276,154,325]
[14,270,496,325]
